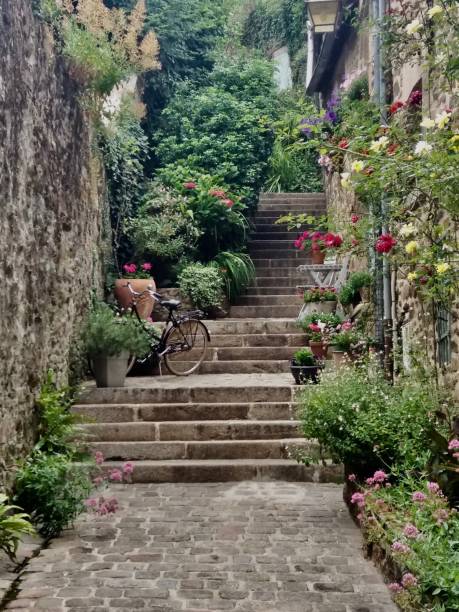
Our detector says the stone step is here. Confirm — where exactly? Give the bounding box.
[251,276,304,287]
[210,333,306,347]
[259,192,325,201]
[234,294,302,306]
[258,204,327,213]
[251,231,301,240]
[206,346,303,361]
[89,438,311,461]
[229,305,300,318]
[254,210,324,219]
[253,259,308,269]
[205,318,300,334]
[197,360,291,374]
[245,286,301,295]
[79,382,295,405]
[73,401,296,423]
[250,239,300,250]
[250,251,310,260]
[100,459,343,483]
[82,420,301,442]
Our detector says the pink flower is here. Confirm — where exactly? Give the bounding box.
[366,477,375,486]
[351,492,365,508]
[294,238,304,249]
[351,214,360,224]
[142,262,153,271]
[408,90,422,106]
[123,462,134,476]
[223,199,234,208]
[93,476,104,487]
[427,482,441,494]
[391,541,410,554]
[209,189,226,198]
[351,238,359,247]
[375,234,397,254]
[183,181,197,190]
[341,321,353,331]
[448,438,459,450]
[308,323,321,333]
[401,573,418,588]
[388,582,403,594]
[433,509,449,524]
[412,491,427,503]
[84,498,98,509]
[109,469,123,482]
[403,523,420,539]
[348,473,356,482]
[123,263,137,274]
[373,470,388,483]
[94,451,104,465]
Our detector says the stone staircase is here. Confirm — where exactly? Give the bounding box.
[75,193,342,483]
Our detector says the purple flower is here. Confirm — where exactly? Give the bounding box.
[427,481,441,494]
[412,491,427,503]
[391,541,411,554]
[351,492,366,508]
[403,523,420,539]
[347,473,356,482]
[388,582,403,594]
[433,508,449,524]
[448,438,459,450]
[401,573,418,588]
[324,110,338,123]
[372,470,388,483]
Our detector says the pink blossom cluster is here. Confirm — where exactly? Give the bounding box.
[183,181,197,190]
[351,492,366,508]
[366,470,388,486]
[375,234,397,254]
[412,491,427,503]
[427,481,441,494]
[294,230,343,251]
[123,262,153,274]
[85,496,119,516]
[403,523,420,539]
[391,541,411,554]
[85,454,135,517]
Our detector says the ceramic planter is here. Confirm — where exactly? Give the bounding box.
[309,341,328,359]
[92,351,130,388]
[305,300,337,315]
[114,278,156,319]
[290,361,322,385]
[331,349,349,368]
[311,250,326,265]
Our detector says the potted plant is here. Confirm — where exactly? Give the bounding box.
[339,271,373,307]
[294,230,343,265]
[329,329,358,367]
[303,287,338,315]
[114,262,156,319]
[301,312,343,359]
[83,303,151,387]
[290,348,322,385]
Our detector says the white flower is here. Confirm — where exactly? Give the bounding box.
[400,223,416,237]
[427,5,443,17]
[317,321,326,332]
[351,160,365,173]
[435,110,451,129]
[406,19,422,35]
[369,136,389,153]
[414,141,433,156]
[420,117,435,129]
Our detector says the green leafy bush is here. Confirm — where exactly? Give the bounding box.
[0,495,35,561]
[83,303,151,357]
[212,252,255,300]
[293,348,316,366]
[331,330,359,351]
[300,312,343,328]
[299,366,441,472]
[339,271,373,305]
[178,264,224,311]
[14,452,92,539]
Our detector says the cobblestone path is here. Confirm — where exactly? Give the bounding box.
[6,482,397,612]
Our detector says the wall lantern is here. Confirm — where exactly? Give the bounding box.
[306,0,339,33]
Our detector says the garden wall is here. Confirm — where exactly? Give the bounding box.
[0,0,107,486]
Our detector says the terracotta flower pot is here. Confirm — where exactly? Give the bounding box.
[331,349,349,368]
[114,278,156,319]
[311,250,326,265]
[309,341,328,359]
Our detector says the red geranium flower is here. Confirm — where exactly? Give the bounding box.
[209,189,226,198]
[389,101,404,115]
[223,199,234,208]
[351,214,360,224]
[387,143,399,156]
[183,181,197,190]
[338,138,349,150]
[408,90,422,106]
[375,234,397,254]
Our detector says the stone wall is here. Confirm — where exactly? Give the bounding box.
[0,0,106,485]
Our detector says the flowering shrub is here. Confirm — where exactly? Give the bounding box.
[121,262,153,279]
[350,474,459,611]
[294,231,343,253]
[85,453,134,516]
[300,312,342,342]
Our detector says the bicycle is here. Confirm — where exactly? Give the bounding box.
[123,282,210,376]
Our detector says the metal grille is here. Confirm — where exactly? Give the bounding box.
[436,306,452,367]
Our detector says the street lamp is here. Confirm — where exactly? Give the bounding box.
[306,0,339,33]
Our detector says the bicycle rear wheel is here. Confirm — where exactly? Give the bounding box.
[164,319,208,376]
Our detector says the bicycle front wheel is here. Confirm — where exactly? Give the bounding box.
[164,319,209,376]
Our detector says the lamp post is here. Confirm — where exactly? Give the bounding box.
[305,0,339,33]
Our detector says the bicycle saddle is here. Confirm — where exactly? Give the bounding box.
[160,299,181,310]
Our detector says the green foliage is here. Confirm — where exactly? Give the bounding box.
[34,372,84,457]
[14,452,92,539]
[293,348,316,366]
[83,302,151,358]
[212,252,256,301]
[346,75,369,102]
[98,97,149,272]
[331,331,359,351]
[0,495,35,562]
[126,182,201,264]
[303,288,338,303]
[339,271,373,305]
[360,476,459,611]
[154,56,277,205]
[178,264,224,311]
[301,313,343,328]
[299,366,441,471]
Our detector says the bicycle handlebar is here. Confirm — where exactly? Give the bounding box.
[124,282,161,301]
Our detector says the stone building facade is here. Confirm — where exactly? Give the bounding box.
[306,0,459,399]
[0,0,107,485]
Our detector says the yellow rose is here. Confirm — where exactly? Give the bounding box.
[407,272,417,282]
[435,262,450,274]
[351,160,365,173]
[427,5,443,17]
[405,241,419,255]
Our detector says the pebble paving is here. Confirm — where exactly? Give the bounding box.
[6,482,398,612]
